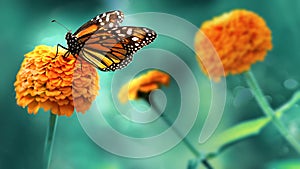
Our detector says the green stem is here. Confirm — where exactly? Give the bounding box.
[244,71,300,153]
[275,91,300,117]
[144,96,213,169]
[44,113,58,169]
[158,108,201,157]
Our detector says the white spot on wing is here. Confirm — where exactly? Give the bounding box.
[127,28,132,35]
[143,28,149,32]
[132,37,139,41]
[106,14,110,22]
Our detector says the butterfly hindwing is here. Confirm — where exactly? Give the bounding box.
[79,26,157,71]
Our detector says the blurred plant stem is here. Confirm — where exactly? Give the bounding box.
[44,113,58,169]
[142,93,213,169]
[244,70,300,153]
[275,91,300,116]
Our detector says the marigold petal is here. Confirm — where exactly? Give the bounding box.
[46,71,60,79]
[57,99,69,106]
[40,101,55,112]
[139,84,159,93]
[59,105,74,117]
[27,101,40,114]
[45,90,61,97]
[18,96,35,107]
[35,96,48,102]
[74,97,91,113]
[50,103,60,115]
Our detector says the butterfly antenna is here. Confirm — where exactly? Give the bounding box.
[51,20,71,32]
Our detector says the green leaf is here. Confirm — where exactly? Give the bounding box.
[268,159,300,169]
[204,91,300,159]
[207,117,271,157]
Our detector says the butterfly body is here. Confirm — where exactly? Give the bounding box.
[58,10,156,71]
[65,32,83,56]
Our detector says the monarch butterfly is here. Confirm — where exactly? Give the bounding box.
[55,10,157,71]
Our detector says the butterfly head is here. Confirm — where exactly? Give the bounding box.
[65,31,73,40]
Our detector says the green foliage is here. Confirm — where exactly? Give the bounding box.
[207,117,271,158]
[205,90,300,159]
[267,159,300,169]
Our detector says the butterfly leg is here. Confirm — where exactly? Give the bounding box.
[63,51,70,58]
[55,44,69,59]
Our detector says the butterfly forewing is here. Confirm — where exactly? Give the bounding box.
[79,26,157,71]
[74,10,124,43]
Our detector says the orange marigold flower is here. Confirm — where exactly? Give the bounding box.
[195,9,272,81]
[14,45,100,116]
[118,70,170,103]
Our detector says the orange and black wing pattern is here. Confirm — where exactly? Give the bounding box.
[79,26,157,71]
[74,10,124,44]
[63,10,157,71]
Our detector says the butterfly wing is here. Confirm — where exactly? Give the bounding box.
[79,26,157,71]
[73,10,124,43]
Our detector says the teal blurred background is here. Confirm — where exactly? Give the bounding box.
[1,0,300,169]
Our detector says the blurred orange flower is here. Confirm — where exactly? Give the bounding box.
[195,9,272,81]
[14,45,100,116]
[118,70,170,103]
